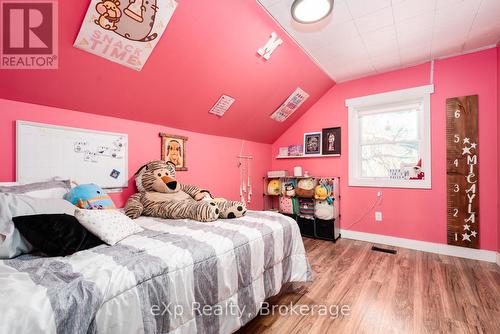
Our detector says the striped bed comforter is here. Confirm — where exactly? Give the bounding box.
[0,210,312,334]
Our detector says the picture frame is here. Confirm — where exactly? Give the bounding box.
[322,127,341,155]
[288,145,303,156]
[160,133,188,171]
[304,132,322,155]
[279,147,289,157]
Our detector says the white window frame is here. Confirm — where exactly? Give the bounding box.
[346,85,433,189]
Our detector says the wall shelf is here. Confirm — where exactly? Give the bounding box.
[275,154,340,159]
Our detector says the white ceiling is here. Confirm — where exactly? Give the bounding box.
[258,0,500,82]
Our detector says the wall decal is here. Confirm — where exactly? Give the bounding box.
[257,32,283,60]
[446,95,479,249]
[209,95,235,116]
[74,0,177,71]
[270,87,309,122]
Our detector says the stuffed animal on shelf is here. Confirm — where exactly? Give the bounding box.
[314,183,334,204]
[124,160,246,222]
[267,179,281,196]
[64,183,116,209]
[295,178,316,198]
[298,198,315,218]
[279,196,294,214]
[314,200,334,220]
[282,179,297,197]
[314,185,328,201]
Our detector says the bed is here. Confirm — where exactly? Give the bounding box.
[0,210,311,334]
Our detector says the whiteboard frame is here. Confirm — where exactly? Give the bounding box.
[16,120,129,189]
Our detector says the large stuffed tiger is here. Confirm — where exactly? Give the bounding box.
[124,160,247,222]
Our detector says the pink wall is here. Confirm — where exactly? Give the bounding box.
[497,43,500,253]
[0,0,334,144]
[0,99,271,210]
[272,49,498,251]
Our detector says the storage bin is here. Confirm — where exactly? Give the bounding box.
[297,215,315,238]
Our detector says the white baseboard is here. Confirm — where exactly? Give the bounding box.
[340,229,498,263]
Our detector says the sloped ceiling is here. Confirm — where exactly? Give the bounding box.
[0,0,334,143]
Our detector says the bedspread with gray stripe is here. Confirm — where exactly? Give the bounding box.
[0,211,311,334]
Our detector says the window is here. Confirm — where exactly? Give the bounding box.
[347,85,433,189]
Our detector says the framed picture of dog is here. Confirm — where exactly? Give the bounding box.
[160,133,188,171]
[322,127,341,155]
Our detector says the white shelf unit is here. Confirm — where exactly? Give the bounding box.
[263,176,341,242]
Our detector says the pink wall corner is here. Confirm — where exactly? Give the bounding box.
[0,99,272,210]
[271,49,499,251]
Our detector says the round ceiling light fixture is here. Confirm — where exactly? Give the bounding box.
[291,0,334,24]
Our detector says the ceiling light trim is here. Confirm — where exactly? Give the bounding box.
[291,0,334,24]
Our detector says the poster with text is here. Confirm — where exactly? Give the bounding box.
[74,0,177,71]
[270,88,309,122]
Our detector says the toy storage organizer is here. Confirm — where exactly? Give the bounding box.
[263,176,341,242]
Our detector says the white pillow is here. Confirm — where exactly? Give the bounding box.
[0,179,72,199]
[0,193,77,259]
[74,209,143,245]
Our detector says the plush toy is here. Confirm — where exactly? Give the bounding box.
[314,183,334,204]
[409,159,425,180]
[64,183,115,209]
[298,198,315,218]
[279,196,294,215]
[314,200,334,220]
[295,178,316,198]
[267,179,281,196]
[282,179,296,197]
[314,185,328,201]
[124,160,246,222]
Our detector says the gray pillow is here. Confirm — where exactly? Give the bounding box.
[0,179,72,199]
[0,193,76,259]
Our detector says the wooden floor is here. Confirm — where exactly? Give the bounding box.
[238,238,500,334]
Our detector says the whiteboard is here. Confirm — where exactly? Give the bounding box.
[16,121,128,189]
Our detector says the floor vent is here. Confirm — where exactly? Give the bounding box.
[371,246,397,255]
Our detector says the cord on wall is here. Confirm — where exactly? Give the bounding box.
[343,191,383,230]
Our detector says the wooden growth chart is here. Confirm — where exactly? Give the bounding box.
[446,95,479,248]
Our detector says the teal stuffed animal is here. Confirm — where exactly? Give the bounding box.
[64,183,115,210]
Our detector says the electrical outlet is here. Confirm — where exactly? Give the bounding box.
[375,211,382,222]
